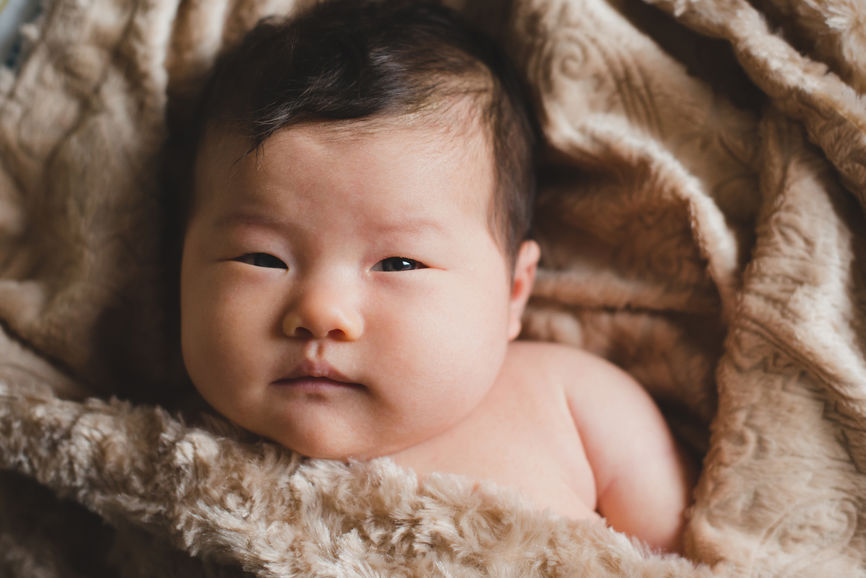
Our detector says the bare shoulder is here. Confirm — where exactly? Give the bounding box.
[528,341,662,436]
[508,342,694,553]
[507,341,674,480]
[502,341,649,421]
[505,340,639,398]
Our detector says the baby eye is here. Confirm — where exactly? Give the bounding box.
[373,257,427,272]
[235,253,287,269]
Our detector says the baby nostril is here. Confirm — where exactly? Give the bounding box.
[282,309,361,340]
[293,326,314,339]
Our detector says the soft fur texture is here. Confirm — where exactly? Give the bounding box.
[0,0,865,575]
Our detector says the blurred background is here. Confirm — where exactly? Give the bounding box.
[0,0,40,70]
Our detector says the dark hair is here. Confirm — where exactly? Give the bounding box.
[190,0,539,260]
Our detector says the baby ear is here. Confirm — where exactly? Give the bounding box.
[507,240,540,340]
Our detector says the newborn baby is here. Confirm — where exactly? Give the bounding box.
[179,0,695,553]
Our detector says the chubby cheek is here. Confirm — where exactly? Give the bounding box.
[372,273,512,421]
[180,264,270,414]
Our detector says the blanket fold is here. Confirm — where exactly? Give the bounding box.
[1,0,865,575]
[0,379,709,576]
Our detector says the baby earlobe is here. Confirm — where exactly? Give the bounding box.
[511,240,540,301]
[507,240,541,340]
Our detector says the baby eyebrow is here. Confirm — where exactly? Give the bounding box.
[373,218,447,236]
[214,212,295,232]
[215,211,447,236]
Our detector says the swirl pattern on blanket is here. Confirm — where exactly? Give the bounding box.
[1,0,866,575]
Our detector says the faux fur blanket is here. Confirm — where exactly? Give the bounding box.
[1,0,865,575]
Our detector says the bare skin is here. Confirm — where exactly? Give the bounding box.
[389,341,694,552]
[388,341,601,522]
[181,119,695,554]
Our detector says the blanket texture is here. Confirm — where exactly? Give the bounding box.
[1,0,865,575]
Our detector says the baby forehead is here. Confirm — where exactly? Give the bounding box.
[193,116,497,209]
[196,111,493,183]
[202,102,491,155]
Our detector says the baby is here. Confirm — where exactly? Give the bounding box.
[178,0,695,553]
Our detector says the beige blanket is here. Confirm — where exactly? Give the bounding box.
[1,0,865,575]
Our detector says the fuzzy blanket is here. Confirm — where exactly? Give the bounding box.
[1,0,865,575]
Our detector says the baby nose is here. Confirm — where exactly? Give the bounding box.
[281,288,363,341]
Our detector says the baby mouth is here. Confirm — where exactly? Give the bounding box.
[273,360,363,390]
[273,376,361,388]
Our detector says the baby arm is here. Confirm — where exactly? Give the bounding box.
[562,349,696,553]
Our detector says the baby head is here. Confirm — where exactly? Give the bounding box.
[180,0,541,459]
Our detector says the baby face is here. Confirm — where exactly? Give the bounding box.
[181,120,533,459]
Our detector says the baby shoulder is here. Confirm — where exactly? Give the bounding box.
[506,341,637,396]
[508,341,661,440]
